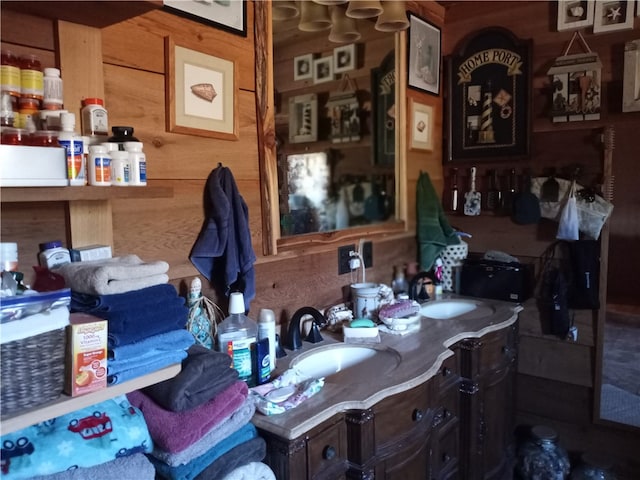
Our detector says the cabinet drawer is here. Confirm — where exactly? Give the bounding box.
[374,381,431,447]
[438,352,460,391]
[307,418,348,479]
[435,383,459,430]
[434,421,459,475]
[461,325,516,377]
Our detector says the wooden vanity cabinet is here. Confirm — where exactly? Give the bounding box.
[256,320,519,480]
[458,323,519,480]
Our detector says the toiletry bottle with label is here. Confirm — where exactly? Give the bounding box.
[58,112,85,186]
[217,292,258,385]
[258,308,277,373]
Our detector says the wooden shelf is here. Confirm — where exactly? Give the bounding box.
[0,185,173,203]
[0,363,181,435]
[1,1,162,28]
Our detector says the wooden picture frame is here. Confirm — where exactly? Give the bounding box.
[409,99,433,151]
[294,54,313,81]
[165,37,238,141]
[334,44,357,74]
[163,0,246,37]
[557,0,595,31]
[313,57,334,84]
[407,12,441,96]
[593,0,635,32]
[622,39,640,112]
[446,27,532,162]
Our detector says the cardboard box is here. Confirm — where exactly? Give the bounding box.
[65,313,108,397]
[69,245,113,262]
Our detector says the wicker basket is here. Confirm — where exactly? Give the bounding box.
[1,327,66,417]
[440,240,469,292]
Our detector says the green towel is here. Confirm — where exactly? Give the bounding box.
[417,171,460,271]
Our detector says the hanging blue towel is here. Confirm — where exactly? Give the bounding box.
[189,165,256,312]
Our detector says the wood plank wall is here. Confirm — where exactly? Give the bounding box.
[442,1,640,476]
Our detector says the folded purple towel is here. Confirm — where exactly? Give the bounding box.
[142,344,237,411]
[127,380,248,453]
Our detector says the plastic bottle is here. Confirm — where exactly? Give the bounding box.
[391,266,409,297]
[217,292,258,384]
[58,112,85,186]
[19,54,43,101]
[108,125,138,151]
[0,242,18,272]
[258,308,277,373]
[88,144,111,186]
[38,240,71,269]
[110,150,129,186]
[124,141,146,186]
[81,97,109,143]
[1,49,21,98]
[43,68,63,110]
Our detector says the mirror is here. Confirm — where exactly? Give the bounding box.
[271,3,403,238]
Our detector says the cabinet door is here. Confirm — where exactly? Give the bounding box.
[375,433,432,480]
[307,417,348,480]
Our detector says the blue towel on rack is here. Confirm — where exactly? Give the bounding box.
[108,328,195,362]
[107,349,188,385]
[0,395,152,480]
[150,422,258,480]
[70,283,179,313]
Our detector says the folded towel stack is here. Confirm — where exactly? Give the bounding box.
[127,346,270,479]
[0,395,152,480]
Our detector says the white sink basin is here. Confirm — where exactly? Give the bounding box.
[420,299,494,320]
[290,344,400,381]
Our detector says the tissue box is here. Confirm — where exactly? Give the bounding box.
[65,313,107,397]
[69,245,113,262]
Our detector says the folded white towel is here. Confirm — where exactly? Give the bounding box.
[220,462,276,480]
[0,306,69,344]
[56,254,169,295]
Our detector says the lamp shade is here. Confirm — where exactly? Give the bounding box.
[272,1,299,21]
[328,7,361,43]
[346,0,383,19]
[375,0,409,32]
[299,1,332,32]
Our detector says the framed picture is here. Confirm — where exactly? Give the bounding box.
[313,57,334,84]
[165,37,238,140]
[294,54,313,81]
[163,0,246,37]
[288,94,318,143]
[593,0,635,32]
[371,50,395,166]
[557,0,595,31]
[334,44,357,74]
[446,28,532,162]
[407,12,441,96]
[622,39,640,112]
[409,99,433,151]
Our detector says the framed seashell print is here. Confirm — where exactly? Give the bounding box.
[165,37,239,140]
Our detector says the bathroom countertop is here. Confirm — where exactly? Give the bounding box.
[251,294,523,440]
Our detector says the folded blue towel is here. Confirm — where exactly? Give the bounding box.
[108,328,195,362]
[107,349,188,385]
[71,283,180,313]
[0,395,152,480]
[107,302,189,348]
[151,422,257,480]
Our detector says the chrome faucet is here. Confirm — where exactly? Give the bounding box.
[286,306,325,351]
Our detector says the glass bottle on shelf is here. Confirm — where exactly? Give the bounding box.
[485,169,502,212]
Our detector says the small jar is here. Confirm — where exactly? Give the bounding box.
[31,130,60,147]
[19,54,44,101]
[38,240,71,269]
[0,91,16,127]
[17,96,39,131]
[88,144,111,186]
[1,49,21,98]
[570,453,618,480]
[123,141,146,186]
[108,125,138,151]
[516,425,570,480]
[110,150,130,186]
[1,126,25,145]
[43,67,63,110]
[0,242,19,272]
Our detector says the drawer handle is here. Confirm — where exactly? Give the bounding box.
[323,445,336,460]
[442,367,452,377]
[442,452,451,463]
[444,408,452,419]
[412,409,424,422]
[501,346,511,355]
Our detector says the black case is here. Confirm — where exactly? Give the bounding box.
[460,258,534,303]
